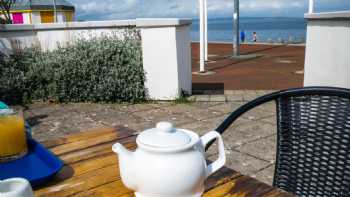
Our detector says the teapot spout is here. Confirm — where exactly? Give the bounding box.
[112,143,132,156]
[112,143,137,191]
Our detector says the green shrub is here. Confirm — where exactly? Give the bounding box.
[0,48,39,104]
[0,30,146,104]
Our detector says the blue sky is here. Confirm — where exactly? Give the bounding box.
[70,0,350,21]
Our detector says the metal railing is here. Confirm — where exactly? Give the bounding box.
[309,0,315,13]
[197,0,316,72]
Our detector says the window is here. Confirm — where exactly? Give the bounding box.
[40,11,54,23]
[64,12,73,22]
[12,13,24,24]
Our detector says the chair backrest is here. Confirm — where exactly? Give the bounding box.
[274,90,350,197]
[214,87,350,197]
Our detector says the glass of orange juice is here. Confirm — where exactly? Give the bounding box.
[0,109,27,162]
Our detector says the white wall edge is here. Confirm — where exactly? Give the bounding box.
[0,18,193,32]
[305,11,350,20]
[304,11,350,88]
[0,20,137,32]
[136,18,192,28]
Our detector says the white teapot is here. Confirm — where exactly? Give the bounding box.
[112,122,226,197]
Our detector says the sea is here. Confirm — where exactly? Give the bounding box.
[191,17,307,43]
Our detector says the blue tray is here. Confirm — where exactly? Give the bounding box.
[0,139,64,186]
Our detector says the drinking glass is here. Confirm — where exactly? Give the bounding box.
[0,109,27,162]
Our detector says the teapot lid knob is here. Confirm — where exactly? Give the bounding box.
[156,122,174,133]
[137,121,192,149]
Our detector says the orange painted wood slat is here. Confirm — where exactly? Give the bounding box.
[262,189,296,197]
[203,175,296,197]
[41,126,135,149]
[40,11,54,23]
[34,127,136,197]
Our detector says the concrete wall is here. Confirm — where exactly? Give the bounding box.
[304,11,350,88]
[176,25,192,96]
[138,19,192,99]
[0,18,192,100]
[0,20,136,52]
[138,19,192,100]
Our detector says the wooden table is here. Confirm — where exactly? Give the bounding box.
[34,127,294,197]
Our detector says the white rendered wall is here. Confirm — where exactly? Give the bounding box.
[304,12,350,88]
[0,20,135,51]
[141,27,179,99]
[139,18,192,99]
[34,27,127,50]
[176,25,192,96]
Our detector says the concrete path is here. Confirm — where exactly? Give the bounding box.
[20,90,278,185]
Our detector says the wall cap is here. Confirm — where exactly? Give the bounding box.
[0,20,136,32]
[305,11,350,20]
[136,18,192,28]
[0,18,192,32]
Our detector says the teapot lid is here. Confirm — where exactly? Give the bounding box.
[137,122,191,148]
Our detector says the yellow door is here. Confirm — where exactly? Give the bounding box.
[64,11,73,22]
[40,11,54,23]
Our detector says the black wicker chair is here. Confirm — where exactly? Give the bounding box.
[210,87,350,197]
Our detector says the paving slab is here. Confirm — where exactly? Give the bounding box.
[235,135,277,163]
[118,103,168,113]
[209,95,227,102]
[132,107,197,127]
[181,114,229,136]
[257,102,276,113]
[194,95,210,102]
[243,90,259,101]
[256,90,274,97]
[240,107,275,121]
[226,94,244,102]
[187,96,197,102]
[189,101,223,108]
[222,122,276,149]
[260,115,277,125]
[207,150,271,176]
[25,105,99,132]
[164,103,223,121]
[251,164,276,185]
[224,90,235,95]
[207,102,244,114]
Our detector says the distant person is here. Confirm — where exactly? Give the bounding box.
[253,32,258,42]
[240,31,246,43]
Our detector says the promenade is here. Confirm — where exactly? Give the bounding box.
[192,43,305,93]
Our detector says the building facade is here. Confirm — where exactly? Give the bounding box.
[8,0,75,24]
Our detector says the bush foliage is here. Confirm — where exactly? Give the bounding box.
[0,30,146,104]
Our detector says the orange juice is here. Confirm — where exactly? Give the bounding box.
[0,115,27,159]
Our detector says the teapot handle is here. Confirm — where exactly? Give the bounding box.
[200,131,226,178]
